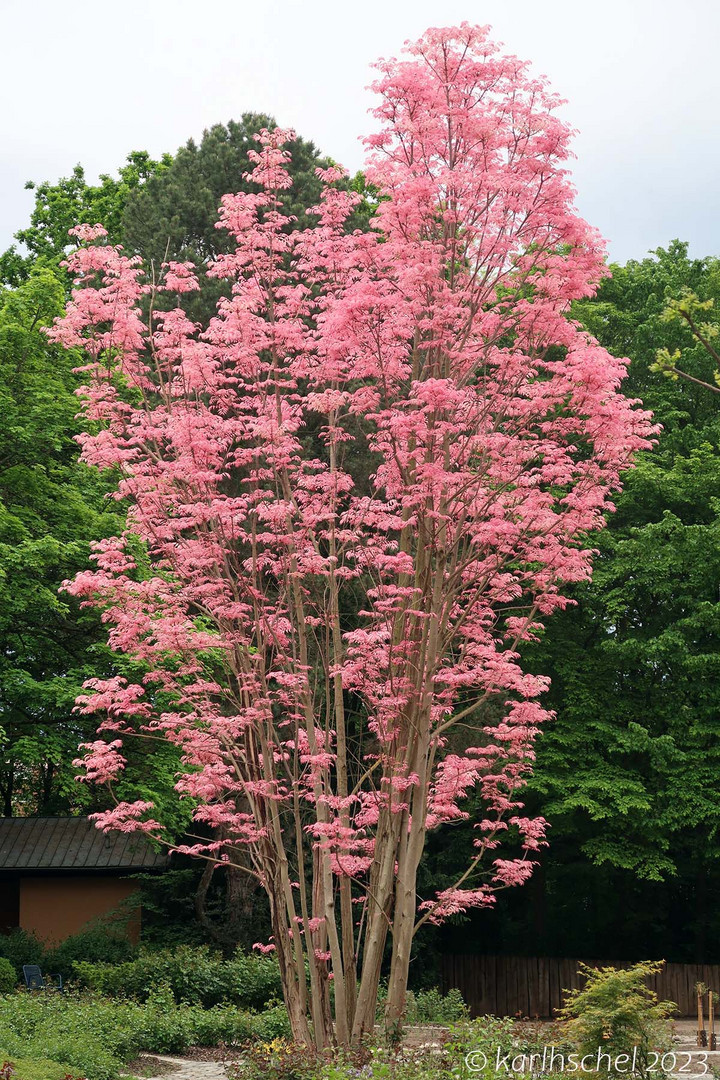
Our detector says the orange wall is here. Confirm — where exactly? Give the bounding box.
[19,876,141,944]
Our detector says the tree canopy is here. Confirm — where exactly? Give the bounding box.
[0,265,124,815]
[530,241,720,881]
[50,26,651,1044]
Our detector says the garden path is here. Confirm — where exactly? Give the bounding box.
[137,1054,229,1080]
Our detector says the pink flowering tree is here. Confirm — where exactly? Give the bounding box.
[49,24,652,1047]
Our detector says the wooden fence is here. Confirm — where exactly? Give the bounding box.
[440,955,720,1018]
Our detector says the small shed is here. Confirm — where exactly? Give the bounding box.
[0,816,167,943]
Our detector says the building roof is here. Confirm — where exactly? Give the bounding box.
[0,817,167,872]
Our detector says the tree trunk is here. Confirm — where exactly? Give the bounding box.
[268,884,314,1046]
[350,810,399,1043]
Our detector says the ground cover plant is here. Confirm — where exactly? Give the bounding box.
[230,971,677,1080]
[0,1053,87,1080]
[0,987,290,1080]
[0,979,467,1080]
[230,1014,574,1080]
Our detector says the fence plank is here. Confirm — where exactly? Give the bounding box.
[439,956,719,1019]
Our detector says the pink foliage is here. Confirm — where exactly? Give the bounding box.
[48,23,653,1040]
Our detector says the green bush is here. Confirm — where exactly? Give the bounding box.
[0,924,138,983]
[47,925,136,978]
[129,983,259,1054]
[250,1005,293,1042]
[74,944,282,1007]
[560,961,676,1078]
[0,930,45,981]
[410,987,468,1024]
[443,1014,517,1073]
[0,961,16,995]
[0,1049,83,1080]
[375,984,468,1027]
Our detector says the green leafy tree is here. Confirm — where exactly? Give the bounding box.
[420,244,720,967]
[0,266,125,813]
[124,115,326,265]
[652,286,720,393]
[476,243,720,963]
[529,242,720,880]
[0,152,171,287]
[0,269,191,825]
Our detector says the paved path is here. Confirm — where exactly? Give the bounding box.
[137,1054,230,1080]
[670,1022,720,1078]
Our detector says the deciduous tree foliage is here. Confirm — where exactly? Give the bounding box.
[0,119,336,830]
[522,244,720,908]
[0,267,123,815]
[0,154,171,287]
[51,25,651,1044]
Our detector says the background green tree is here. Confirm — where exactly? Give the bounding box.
[0,153,171,287]
[0,265,125,814]
[425,243,720,969]
[121,114,375,325]
[531,243,720,881]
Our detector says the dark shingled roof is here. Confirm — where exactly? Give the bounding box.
[0,817,167,871]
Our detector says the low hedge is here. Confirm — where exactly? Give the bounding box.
[74,945,283,1008]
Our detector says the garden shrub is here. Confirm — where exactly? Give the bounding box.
[443,1014,516,1071]
[47,924,136,977]
[375,984,468,1026]
[250,1005,293,1042]
[130,983,259,1053]
[409,987,468,1024]
[0,923,138,983]
[0,930,45,980]
[0,961,16,995]
[74,944,282,1007]
[0,1051,85,1080]
[559,961,676,1078]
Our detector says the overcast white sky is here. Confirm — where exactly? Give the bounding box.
[1,0,718,264]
